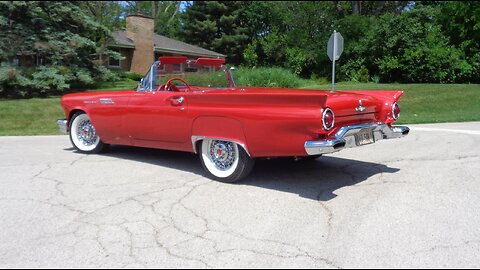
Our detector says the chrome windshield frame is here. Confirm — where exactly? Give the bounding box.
[221,64,236,88]
[137,61,159,92]
[137,59,235,91]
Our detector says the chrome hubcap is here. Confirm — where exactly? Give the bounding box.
[76,119,97,146]
[209,140,236,170]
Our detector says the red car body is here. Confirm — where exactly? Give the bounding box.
[58,57,409,182]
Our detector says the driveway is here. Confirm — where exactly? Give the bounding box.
[0,122,479,268]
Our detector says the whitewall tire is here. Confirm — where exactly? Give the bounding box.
[69,113,108,154]
[199,139,255,183]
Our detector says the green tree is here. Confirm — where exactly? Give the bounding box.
[243,1,337,76]
[358,5,471,83]
[0,1,119,97]
[79,1,125,68]
[437,1,480,82]
[123,1,182,38]
[80,1,125,31]
[180,1,250,64]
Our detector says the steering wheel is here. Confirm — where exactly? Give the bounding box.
[164,77,192,92]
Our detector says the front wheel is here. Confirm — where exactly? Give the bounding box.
[69,113,108,154]
[199,139,255,183]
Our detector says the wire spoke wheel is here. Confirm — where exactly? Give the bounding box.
[69,113,107,153]
[199,138,255,183]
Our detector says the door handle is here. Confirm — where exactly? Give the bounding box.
[170,96,184,106]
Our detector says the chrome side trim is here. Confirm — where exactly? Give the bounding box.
[192,136,251,157]
[99,98,114,104]
[56,119,68,134]
[304,123,409,155]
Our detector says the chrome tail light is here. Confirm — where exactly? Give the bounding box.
[322,108,335,130]
[392,102,400,120]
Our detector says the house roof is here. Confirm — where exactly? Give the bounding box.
[110,30,135,48]
[110,30,225,58]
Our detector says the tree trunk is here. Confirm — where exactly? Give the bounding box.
[334,1,344,17]
[352,1,362,14]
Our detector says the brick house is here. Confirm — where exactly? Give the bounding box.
[107,14,225,75]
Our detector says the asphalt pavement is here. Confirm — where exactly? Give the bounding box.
[0,122,479,268]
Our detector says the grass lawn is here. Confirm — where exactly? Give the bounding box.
[0,97,64,136]
[0,82,479,136]
[0,81,138,136]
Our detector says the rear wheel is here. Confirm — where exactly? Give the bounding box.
[199,139,255,183]
[69,112,108,154]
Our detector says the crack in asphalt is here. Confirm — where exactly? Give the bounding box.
[316,189,334,239]
[34,165,52,178]
[411,240,480,255]
[383,155,479,164]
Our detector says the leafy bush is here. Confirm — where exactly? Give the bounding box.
[125,72,144,82]
[161,71,228,88]
[0,64,119,97]
[340,58,366,82]
[154,67,306,89]
[243,40,259,67]
[359,6,473,83]
[234,67,303,88]
[357,65,370,82]
[0,65,32,98]
[31,66,69,96]
[285,47,308,75]
[310,74,329,84]
[110,69,143,81]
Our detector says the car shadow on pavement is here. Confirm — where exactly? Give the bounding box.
[93,145,205,174]
[243,156,399,201]
[83,146,399,202]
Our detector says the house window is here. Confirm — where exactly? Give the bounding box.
[172,63,182,73]
[108,49,121,68]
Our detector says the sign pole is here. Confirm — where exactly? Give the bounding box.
[332,30,336,92]
[327,30,343,93]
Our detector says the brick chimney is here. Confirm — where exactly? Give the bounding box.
[126,14,154,75]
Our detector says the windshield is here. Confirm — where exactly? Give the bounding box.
[138,57,234,91]
[139,61,160,90]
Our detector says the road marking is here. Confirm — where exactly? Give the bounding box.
[412,127,480,135]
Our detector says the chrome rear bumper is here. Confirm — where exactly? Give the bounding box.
[304,123,409,155]
[57,119,68,134]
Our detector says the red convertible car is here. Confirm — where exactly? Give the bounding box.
[57,57,409,183]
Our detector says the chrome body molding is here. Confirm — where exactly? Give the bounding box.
[191,136,251,157]
[304,123,410,155]
[56,119,68,134]
[99,98,114,104]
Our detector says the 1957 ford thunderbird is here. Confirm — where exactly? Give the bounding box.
[57,57,409,183]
